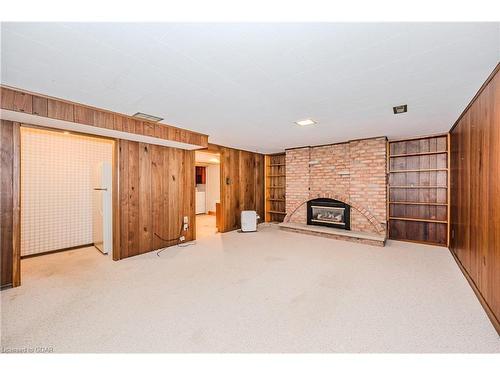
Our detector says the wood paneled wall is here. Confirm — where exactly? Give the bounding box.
[1,86,208,148]
[118,140,195,259]
[208,144,265,232]
[388,135,449,246]
[449,64,500,333]
[1,120,20,288]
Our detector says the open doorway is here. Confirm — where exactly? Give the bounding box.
[195,151,221,239]
[19,126,115,278]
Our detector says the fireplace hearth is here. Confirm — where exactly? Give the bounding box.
[307,198,350,230]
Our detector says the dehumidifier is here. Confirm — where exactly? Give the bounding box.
[241,210,259,232]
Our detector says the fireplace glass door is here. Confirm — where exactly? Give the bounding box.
[306,198,351,230]
[310,206,346,226]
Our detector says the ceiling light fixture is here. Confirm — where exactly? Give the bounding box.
[132,112,164,122]
[295,119,317,126]
[393,104,408,114]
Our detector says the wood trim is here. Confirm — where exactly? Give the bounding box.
[446,132,451,247]
[449,62,500,133]
[389,186,447,189]
[112,139,121,261]
[390,151,448,158]
[389,201,447,206]
[388,133,449,143]
[449,248,500,335]
[1,85,208,148]
[386,139,390,239]
[391,238,449,248]
[389,217,448,224]
[389,168,448,173]
[12,122,20,287]
[0,120,21,288]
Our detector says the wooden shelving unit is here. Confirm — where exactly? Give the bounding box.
[265,153,286,222]
[388,134,450,246]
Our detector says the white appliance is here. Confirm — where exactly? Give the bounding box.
[195,191,206,214]
[241,211,259,232]
[92,161,112,254]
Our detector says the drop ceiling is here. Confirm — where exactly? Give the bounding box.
[1,22,498,153]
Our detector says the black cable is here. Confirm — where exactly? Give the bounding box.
[155,220,194,256]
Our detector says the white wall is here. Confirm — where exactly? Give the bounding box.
[20,127,113,256]
[205,164,220,213]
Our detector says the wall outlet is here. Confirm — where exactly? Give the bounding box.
[183,223,188,231]
[179,236,185,242]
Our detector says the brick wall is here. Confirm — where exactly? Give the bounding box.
[285,137,387,236]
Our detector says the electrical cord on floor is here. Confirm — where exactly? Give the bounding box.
[154,222,196,256]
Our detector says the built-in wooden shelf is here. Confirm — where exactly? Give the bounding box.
[389,201,447,206]
[389,168,448,173]
[390,151,448,158]
[388,134,450,246]
[265,153,286,223]
[389,217,448,224]
[389,186,448,189]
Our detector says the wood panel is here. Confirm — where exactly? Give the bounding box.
[1,85,208,148]
[206,144,265,232]
[47,99,74,121]
[388,135,449,246]
[449,64,500,334]
[265,153,286,222]
[0,120,20,288]
[32,96,48,117]
[118,140,195,258]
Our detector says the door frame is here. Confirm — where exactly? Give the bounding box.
[9,123,120,287]
[195,147,224,233]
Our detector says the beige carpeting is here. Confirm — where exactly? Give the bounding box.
[1,224,499,353]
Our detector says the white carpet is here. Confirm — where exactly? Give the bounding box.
[1,224,499,353]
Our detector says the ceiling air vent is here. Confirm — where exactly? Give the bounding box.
[132,112,164,122]
[393,104,408,114]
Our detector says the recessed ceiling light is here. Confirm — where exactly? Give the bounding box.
[132,112,164,122]
[393,104,408,114]
[295,119,317,126]
[63,131,70,134]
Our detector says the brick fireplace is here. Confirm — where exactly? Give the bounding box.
[282,137,387,245]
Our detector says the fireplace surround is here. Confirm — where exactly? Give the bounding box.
[307,198,350,230]
[284,137,387,237]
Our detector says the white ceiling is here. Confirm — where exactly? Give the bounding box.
[1,23,499,153]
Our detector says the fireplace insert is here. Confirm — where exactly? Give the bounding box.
[307,198,350,230]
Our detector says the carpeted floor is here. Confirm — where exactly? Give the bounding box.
[1,224,499,353]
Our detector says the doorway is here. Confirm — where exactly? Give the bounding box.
[194,151,221,239]
[19,126,115,277]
